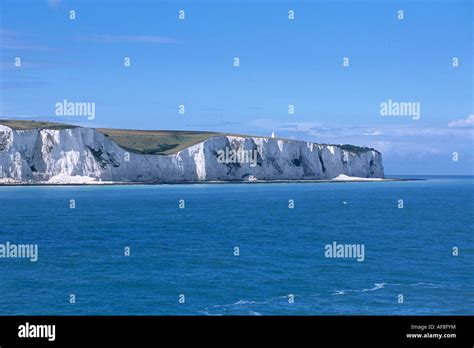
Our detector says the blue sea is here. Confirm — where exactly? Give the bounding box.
[0,176,472,315]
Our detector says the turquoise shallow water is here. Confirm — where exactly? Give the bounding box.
[0,176,472,315]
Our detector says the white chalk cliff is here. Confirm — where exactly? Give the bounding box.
[0,124,384,184]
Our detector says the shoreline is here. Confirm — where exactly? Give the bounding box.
[0,178,424,187]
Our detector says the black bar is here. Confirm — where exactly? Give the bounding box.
[0,316,472,346]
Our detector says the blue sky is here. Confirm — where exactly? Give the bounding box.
[0,0,472,175]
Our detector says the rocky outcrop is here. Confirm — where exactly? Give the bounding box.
[0,124,384,184]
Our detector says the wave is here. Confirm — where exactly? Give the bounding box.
[333,283,386,295]
[332,281,447,296]
[201,295,290,316]
[362,283,386,292]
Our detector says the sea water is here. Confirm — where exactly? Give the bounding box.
[0,176,472,315]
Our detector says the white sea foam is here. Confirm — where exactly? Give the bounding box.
[332,174,385,181]
[332,282,448,297]
[332,283,386,295]
[202,295,290,315]
[362,283,386,292]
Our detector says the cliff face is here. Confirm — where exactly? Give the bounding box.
[0,124,384,183]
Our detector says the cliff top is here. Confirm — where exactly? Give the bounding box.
[0,119,79,130]
[0,119,379,156]
[97,128,223,155]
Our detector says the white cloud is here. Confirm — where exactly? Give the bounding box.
[363,130,383,136]
[0,28,51,51]
[248,120,472,162]
[275,121,472,139]
[278,122,322,132]
[448,114,474,128]
[80,34,178,44]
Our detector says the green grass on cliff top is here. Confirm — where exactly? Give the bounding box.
[0,119,79,130]
[0,119,378,155]
[97,128,223,155]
